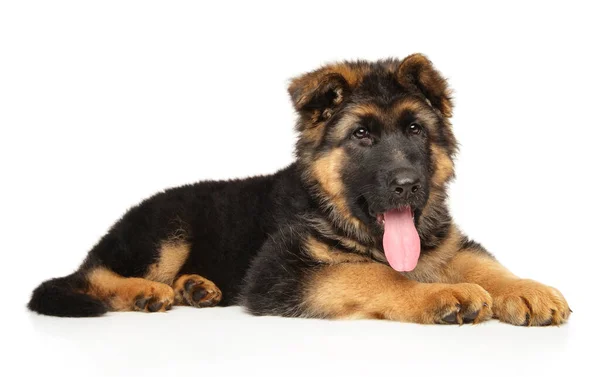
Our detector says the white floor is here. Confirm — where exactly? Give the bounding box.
[9,303,595,377]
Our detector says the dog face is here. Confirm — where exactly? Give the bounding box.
[337,97,434,229]
[290,55,457,257]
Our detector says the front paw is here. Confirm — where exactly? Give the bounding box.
[420,283,493,325]
[492,279,571,326]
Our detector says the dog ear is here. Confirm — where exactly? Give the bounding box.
[398,54,453,117]
[288,71,350,125]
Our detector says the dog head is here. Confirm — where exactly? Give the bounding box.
[290,54,457,271]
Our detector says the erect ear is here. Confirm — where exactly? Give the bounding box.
[398,54,453,117]
[288,71,350,125]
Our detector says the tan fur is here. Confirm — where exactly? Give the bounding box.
[332,87,344,105]
[304,236,371,264]
[87,267,175,312]
[325,99,442,143]
[328,112,360,142]
[326,63,364,87]
[309,148,372,242]
[392,97,440,131]
[312,148,348,214]
[398,54,453,117]
[302,216,384,262]
[430,144,455,187]
[335,237,371,255]
[350,102,382,118]
[289,56,570,327]
[301,86,352,145]
[301,123,327,146]
[144,241,190,285]
[402,224,462,283]
[289,64,366,110]
[172,274,222,307]
[419,189,447,223]
[444,252,571,325]
[304,262,492,323]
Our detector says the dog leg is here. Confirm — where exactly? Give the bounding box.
[444,251,571,326]
[86,267,175,312]
[304,262,492,324]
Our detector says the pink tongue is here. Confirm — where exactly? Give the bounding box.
[383,208,421,272]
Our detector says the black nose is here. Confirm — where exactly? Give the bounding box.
[389,170,421,199]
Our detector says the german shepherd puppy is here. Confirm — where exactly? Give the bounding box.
[29,54,570,326]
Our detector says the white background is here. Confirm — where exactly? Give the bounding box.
[1,1,599,376]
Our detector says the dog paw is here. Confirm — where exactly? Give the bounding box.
[492,279,570,326]
[173,274,222,308]
[420,283,493,325]
[131,283,175,313]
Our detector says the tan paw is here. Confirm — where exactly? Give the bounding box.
[103,279,175,313]
[173,274,222,307]
[418,283,493,325]
[130,282,175,312]
[492,279,571,326]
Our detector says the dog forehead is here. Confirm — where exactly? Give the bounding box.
[344,96,431,125]
[352,70,407,103]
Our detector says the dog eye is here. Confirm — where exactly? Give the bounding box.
[408,123,422,135]
[353,127,370,139]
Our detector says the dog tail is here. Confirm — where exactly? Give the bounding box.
[28,273,107,317]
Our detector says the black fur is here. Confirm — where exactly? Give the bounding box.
[29,56,461,317]
[28,273,107,317]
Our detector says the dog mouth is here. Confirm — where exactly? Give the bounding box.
[372,205,421,272]
[357,196,422,272]
[375,206,415,226]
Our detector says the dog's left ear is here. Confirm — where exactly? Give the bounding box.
[398,54,453,117]
[288,70,350,125]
